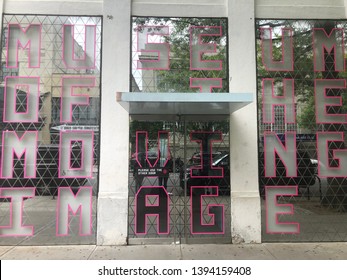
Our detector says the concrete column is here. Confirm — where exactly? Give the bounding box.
[228,0,261,243]
[97,0,131,245]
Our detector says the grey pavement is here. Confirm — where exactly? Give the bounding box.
[0,242,347,260]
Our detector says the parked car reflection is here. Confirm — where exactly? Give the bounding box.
[0,145,87,197]
[180,149,318,197]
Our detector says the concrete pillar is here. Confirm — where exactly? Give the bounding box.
[228,0,262,243]
[97,0,130,245]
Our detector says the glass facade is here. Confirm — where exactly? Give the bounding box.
[256,20,347,241]
[1,5,347,246]
[0,15,101,245]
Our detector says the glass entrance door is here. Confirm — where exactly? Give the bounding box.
[127,117,231,244]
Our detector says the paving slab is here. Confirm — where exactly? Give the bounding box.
[90,245,181,260]
[1,243,347,260]
[263,243,347,260]
[1,245,96,260]
[180,244,275,260]
[0,246,15,259]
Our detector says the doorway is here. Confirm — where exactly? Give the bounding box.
[127,117,231,244]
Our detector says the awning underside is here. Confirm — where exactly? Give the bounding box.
[117,92,253,118]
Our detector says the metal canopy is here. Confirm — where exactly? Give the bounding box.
[117,92,253,119]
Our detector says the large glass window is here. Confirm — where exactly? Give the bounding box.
[256,19,347,242]
[131,17,228,93]
[0,15,101,245]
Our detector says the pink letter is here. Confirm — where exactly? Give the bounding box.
[56,187,93,236]
[264,132,297,177]
[59,131,94,178]
[0,188,35,236]
[313,28,345,72]
[135,186,169,235]
[190,186,224,234]
[315,79,347,124]
[136,26,170,70]
[190,131,223,178]
[135,131,170,168]
[6,24,41,68]
[260,28,294,71]
[1,131,37,178]
[190,26,222,70]
[63,24,96,69]
[317,132,347,177]
[262,78,296,124]
[190,78,222,93]
[265,186,299,234]
[60,76,95,123]
[4,76,40,123]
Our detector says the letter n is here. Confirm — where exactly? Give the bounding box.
[264,132,297,177]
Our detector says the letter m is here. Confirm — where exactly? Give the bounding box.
[56,187,93,236]
[1,131,37,178]
[313,28,345,72]
[6,24,41,68]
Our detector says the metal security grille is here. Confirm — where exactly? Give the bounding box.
[0,15,101,245]
[127,119,231,243]
[256,19,347,242]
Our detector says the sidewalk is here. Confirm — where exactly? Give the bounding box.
[1,243,346,260]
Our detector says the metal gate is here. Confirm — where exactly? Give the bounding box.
[127,118,231,244]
